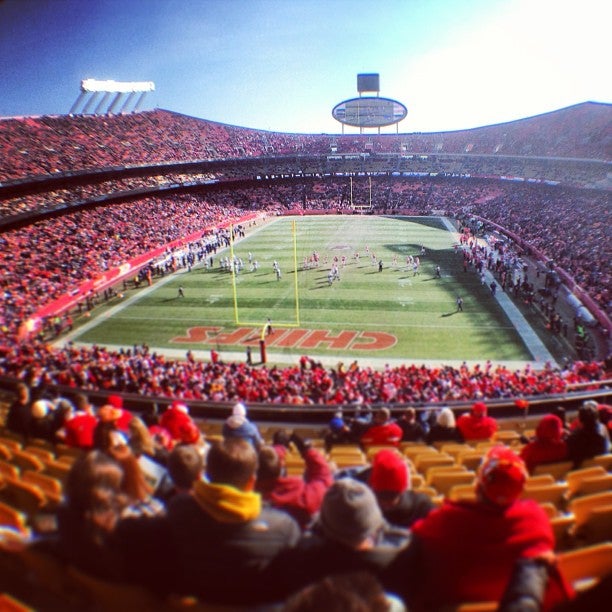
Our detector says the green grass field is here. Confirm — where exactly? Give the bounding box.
[71,215,553,364]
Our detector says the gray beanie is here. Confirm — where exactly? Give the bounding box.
[319,478,384,547]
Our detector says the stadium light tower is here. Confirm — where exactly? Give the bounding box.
[69,79,155,115]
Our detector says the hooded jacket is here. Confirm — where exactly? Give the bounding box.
[457,403,498,440]
[520,414,568,472]
[165,480,299,605]
[258,448,333,528]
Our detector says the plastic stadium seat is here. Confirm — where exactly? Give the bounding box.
[0,438,22,454]
[582,454,612,471]
[521,483,569,508]
[532,460,573,482]
[565,466,606,497]
[27,438,56,453]
[23,446,54,464]
[54,444,84,460]
[428,471,476,497]
[438,443,472,459]
[568,491,612,528]
[425,465,467,482]
[0,460,19,480]
[571,504,612,546]
[415,454,454,474]
[56,455,77,466]
[457,451,486,472]
[0,477,47,519]
[557,542,612,592]
[494,430,521,445]
[538,502,558,519]
[0,593,33,612]
[568,474,612,500]
[9,451,44,474]
[21,471,62,506]
[0,500,29,535]
[455,602,497,612]
[448,484,477,503]
[0,444,13,462]
[42,460,71,486]
[550,515,575,551]
[366,445,402,462]
[525,474,556,487]
[402,445,438,461]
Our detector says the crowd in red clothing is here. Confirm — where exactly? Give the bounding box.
[0,341,607,406]
[1,103,608,184]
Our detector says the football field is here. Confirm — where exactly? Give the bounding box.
[66,215,553,366]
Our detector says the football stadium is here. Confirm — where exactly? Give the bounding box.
[1,2,611,610]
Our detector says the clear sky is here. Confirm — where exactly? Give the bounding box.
[0,0,609,134]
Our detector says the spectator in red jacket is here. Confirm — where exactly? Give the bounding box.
[386,446,573,609]
[159,400,198,445]
[256,433,333,529]
[520,414,568,473]
[361,408,403,447]
[64,393,98,449]
[456,401,498,441]
[107,394,133,433]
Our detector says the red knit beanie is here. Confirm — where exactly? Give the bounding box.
[370,449,409,494]
[477,446,527,506]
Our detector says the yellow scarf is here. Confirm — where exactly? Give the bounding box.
[192,480,261,523]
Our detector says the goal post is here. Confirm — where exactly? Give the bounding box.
[229,219,301,328]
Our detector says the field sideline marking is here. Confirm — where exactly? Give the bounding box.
[440,217,556,366]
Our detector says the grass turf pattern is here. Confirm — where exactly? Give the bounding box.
[75,216,538,362]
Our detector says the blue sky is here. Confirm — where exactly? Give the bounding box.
[0,0,609,133]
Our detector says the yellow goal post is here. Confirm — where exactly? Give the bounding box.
[229,218,301,330]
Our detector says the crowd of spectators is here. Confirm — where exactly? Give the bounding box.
[5,389,608,609]
[0,341,607,405]
[1,103,608,184]
[0,106,610,412]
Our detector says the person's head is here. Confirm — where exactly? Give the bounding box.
[283,572,390,612]
[550,405,567,427]
[206,438,258,490]
[369,449,409,509]
[15,382,30,405]
[535,414,563,443]
[271,428,292,448]
[128,416,155,457]
[403,407,416,423]
[477,446,527,506]
[31,399,52,420]
[578,401,599,429]
[373,407,390,425]
[471,402,488,418]
[167,444,204,491]
[257,446,283,484]
[225,402,248,429]
[65,450,126,540]
[109,443,154,503]
[318,478,385,549]
[437,407,456,428]
[73,393,93,415]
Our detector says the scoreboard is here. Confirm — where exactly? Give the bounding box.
[332,96,408,128]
